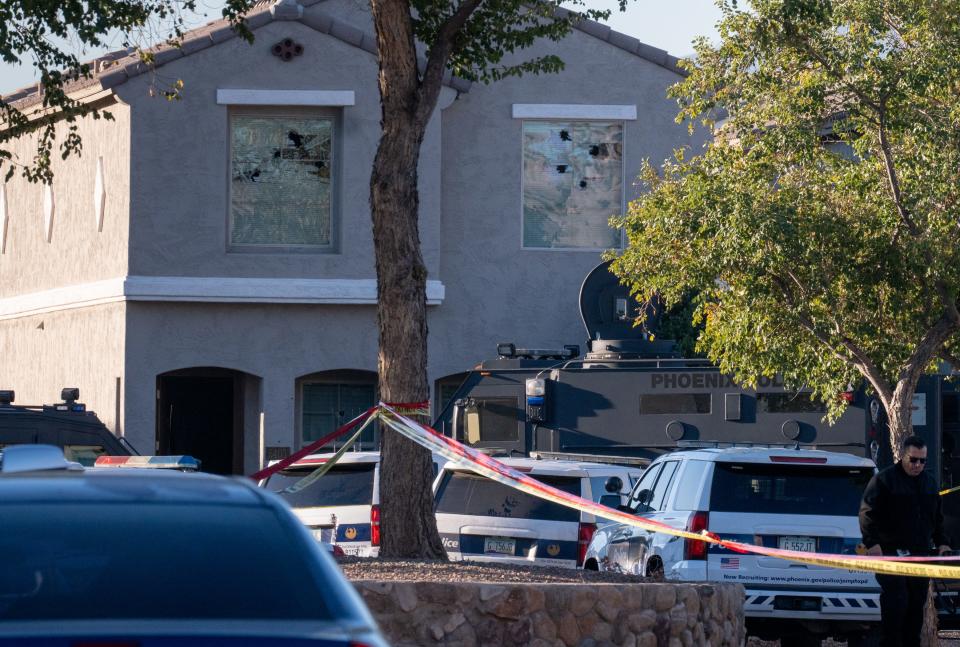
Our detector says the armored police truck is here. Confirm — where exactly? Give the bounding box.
[435,261,876,463]
[0,388,131,465]
[433,262,960,546]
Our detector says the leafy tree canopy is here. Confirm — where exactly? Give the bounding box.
[0,0,252,183]
[0,0,623,184]
[610,0,960,423]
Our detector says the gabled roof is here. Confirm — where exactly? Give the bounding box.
[2,0,684,111]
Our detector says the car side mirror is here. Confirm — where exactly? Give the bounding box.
[636,488,653,506]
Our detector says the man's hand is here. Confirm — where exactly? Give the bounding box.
[864,544,883,557]
[939,545,952,556]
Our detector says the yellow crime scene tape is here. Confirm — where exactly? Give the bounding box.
[941,484,960,497]
[373,403,960,580]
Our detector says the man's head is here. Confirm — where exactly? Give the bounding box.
[900,436,928,477]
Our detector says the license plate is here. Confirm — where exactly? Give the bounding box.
[311,527,335,543]
[483,536,516,555]
[778,535,816,552]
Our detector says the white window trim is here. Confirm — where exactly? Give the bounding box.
[519,118,627,252]
[227,108,341,252]
[217,89,356,106]
[0,276,446,320]
[512,104,637,120]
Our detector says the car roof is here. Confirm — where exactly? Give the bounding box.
[664,446,875,468]
[442,457,639,478]
[0,469,267,505]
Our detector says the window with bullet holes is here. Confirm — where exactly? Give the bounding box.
[228,109,338,251]
[521,121,624,250]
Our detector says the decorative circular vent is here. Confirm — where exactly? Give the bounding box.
[272,38,304,61]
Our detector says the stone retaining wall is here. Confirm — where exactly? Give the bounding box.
[354,581,745,646]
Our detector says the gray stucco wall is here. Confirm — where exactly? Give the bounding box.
[0,304,126,434]
[431,28,702,376]
[123,301,379,472]
[1,3,703,470]
[117,13,445,281]
[0,100,131,296]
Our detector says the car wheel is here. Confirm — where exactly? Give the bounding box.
[646,557,664,580]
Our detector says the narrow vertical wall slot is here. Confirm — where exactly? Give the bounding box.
[95,157,106,232]
[0,184,8,254]
[43,183,55,243]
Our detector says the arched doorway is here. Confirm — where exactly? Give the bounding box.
[156,367,258,474]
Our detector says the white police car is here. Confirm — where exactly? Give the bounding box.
[583,446,880,643]
[260,450,448,557]
[260,451,382,556]
[433,457,642,568]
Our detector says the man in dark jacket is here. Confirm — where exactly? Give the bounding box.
[859,435,950,646]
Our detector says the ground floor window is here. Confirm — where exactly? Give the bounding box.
[302,382,377,449]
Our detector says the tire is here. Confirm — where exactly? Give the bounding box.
[646,557,664,580]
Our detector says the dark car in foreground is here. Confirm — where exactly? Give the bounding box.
[0,445,386,646]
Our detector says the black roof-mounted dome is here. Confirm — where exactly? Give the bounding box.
[578,261,678,360]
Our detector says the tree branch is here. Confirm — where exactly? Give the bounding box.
[415,0,484,126]
[876,112,920,236]
[900,312,960,390]
[771,273,894,406]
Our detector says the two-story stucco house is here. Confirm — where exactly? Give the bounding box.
[0,0,699,473]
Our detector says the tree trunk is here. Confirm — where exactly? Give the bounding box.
[886,384,915,462]
[368,0,445,559]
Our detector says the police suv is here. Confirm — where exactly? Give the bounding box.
[433,457,642,568]
[260,451,383,556]
[583,446,881,644]
[261,450,450,557]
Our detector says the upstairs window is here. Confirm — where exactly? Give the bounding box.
[229,112,336,251]
[521,120,624,250]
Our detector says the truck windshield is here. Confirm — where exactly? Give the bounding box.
[710,462,873,516]
[435,471,581,522]
[0,504,333,621]
[265,463,376,507]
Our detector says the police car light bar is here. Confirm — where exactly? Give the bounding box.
[95,455,201,471]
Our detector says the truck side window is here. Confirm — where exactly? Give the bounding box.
[649,461,679,511]
[457,397,521,444]
[628,463,662,513]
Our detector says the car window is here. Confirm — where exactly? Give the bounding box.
[588,474,628,502]
[649,461,679,511]
[265,463,375,507]
[628,463,662,512]
[435,471,580,522]
[709,463,873,516]
[672,460,709,511]
[0,503,334,621]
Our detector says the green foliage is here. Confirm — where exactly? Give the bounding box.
[0,0,253,184]
[610,0,960,420]
[655,292,704,358]
[411,0,625,84]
